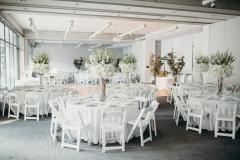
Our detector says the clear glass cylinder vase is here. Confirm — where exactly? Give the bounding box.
[217,77,223,97]
[99,78,106,101]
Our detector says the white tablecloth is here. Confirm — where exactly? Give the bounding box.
[65,96,139,144]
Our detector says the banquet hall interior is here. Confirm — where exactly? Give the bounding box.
[0,0,240,160]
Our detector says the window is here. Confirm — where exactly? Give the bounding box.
[0,21,19,89]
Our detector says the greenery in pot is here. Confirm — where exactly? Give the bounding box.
[167,52,185,76]
[147,54,168,84]
[209,50,235,96]
[73,57,83,70]
[196,55,209,72]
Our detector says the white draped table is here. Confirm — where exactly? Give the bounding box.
[181,84,240,131]
[65,96,140,144]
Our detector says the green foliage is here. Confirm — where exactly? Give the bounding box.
[196,55,209,65]
[73,57,83,70]
[147,54,165,77]
[167,52,185,76]
[32,51,50,64]
[210,50,235,66]
[120,54,137,64]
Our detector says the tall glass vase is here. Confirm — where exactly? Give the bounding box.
[126,72,131,87]
[200,72,203,85]
[99,78,106,101]
[217,77,223,97]
[39,74,43,86]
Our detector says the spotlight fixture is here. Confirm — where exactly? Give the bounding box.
[89,22,112,40]
[202,0,216,8]
[64,20,74,40]
[29,18,39,39]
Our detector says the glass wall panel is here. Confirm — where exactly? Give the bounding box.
[0,21,19,89]
[0,22,4,40]
[0,40,5,88]
[5,26,9,42]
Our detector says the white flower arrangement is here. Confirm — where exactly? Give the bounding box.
[196,55,209,72]
[209,50,235,78]
[32,51,50,75]
[33,63,49,75]
[119,54,137,73]
[210,64,232,78]
[86,49,116,78]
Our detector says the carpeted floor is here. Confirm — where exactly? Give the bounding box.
[0,100,240,160]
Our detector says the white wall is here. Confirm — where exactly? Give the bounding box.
[132,40,145,82]
[161,33,195,74]
[132,17,240,86]
[34,43,123,72]
[207,17,240,85]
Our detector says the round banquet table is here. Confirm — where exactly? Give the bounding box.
[65,95,140,144]
[181,84,240,131]
[13,86,64,115]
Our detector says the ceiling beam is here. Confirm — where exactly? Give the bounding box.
[0,0,239,24]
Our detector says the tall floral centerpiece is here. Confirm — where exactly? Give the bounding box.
[196,55,209,85]
[86,49,116,101]
[167,52,185,84]
[32,51,50,85]
[119,54,137,86]
[210,50,235,96]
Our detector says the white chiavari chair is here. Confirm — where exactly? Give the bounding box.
[100,106,126,153]
[8,92,20,120]
[24,93,40,121]
[48,98,64,142]
[215,103,237,139]
[127,100,159,147]
[0,88,8,117]
[173,93,188,126]
[61,109,89,152]
[186,99,204,134]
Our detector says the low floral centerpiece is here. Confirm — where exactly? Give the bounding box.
[196,55,209,84]
[32,51,50,85]
[119,54,137,85]
[86,48,116,101]
[209,50,235,96]
[167,52,185,84]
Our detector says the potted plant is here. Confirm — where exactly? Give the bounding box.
[119,54,137,85]
[147,54,165,84]
[32,51,50,85]
[86,48,116,101]
[73,57,83,72]
[209,50,235,96]
[196,55,209,85]
[166,52,185,84]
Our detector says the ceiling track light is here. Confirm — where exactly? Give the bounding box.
[75,43,83,48]
[117,24,147,38]
[89,22,112,40]
[64,20,74,40]
[29,17,39,39]
[202,0,216,8]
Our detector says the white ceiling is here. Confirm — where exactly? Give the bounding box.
[11,12,175,35]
